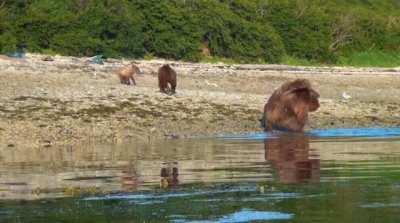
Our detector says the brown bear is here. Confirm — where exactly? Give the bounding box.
[262,79,320,132]
[158,64,177,95]
[117,63,143,86]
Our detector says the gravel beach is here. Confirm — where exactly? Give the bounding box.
[1,54,400,148]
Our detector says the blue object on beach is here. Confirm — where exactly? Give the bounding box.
[90,55,104,65]
[5,51,25,58]
[218,127,400,140]
[308,127,400,138]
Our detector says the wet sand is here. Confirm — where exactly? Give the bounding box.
[0,54,400,148]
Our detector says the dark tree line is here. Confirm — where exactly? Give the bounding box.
[0,0,399,64]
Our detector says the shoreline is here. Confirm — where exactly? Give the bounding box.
[1,54,400,148]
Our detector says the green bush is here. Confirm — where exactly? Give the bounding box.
[76,0,145,58]
[0,32,17,54]
[133,0,202,61]
[50,30,103,56]
[0,3,16,53]
[0,0,398,66]
[263,0,335,63]
[16,0,76,52]
[338,51,400,67]
[193,0,285,63]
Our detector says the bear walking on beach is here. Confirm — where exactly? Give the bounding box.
[262,79,320,132]
[117,63,143,86]
[158,64,177,95]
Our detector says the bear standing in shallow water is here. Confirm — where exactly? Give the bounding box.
[262,79,320,132]
[158,64,177,95]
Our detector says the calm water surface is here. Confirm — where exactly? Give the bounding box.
[1,128,400,222]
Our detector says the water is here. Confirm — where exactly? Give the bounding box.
[1,128,400,222]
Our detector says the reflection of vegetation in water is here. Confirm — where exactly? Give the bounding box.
[1,179,399,223]
[1,137,400,222]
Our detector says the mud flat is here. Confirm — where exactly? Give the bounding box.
[0,54,400,148]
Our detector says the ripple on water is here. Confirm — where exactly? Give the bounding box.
[170,209,294,222]
[360,202,400,209]
[1,127,400,222]
[84,185,258,201]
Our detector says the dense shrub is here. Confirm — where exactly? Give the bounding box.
[192,0,284,63]
[0,3,16,53]
[132,0,202,61]
[0,0,398,64]
[74,0,145,58]
[263,0,335,62]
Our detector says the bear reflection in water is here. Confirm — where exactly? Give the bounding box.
[264,134,320,184]
[160,164,179,188]
[120,162,139,192]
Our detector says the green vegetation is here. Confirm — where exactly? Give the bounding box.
[0,0,399,66]
[338,51,400,67]
[281,55,320,66]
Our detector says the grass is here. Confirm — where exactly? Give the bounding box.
[25,50,400,68]
[281,55,320,66]
[338,51,400,68]
[282,51,400,68]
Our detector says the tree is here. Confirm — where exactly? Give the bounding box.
[0,2,17,53]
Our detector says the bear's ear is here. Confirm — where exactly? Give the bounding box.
[281,87,309,106]
[282,88,317,116]
[282,86,310,97]
[281,79,310,94]
[309,88,320,98]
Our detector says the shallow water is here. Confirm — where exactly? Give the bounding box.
[1,128,400,222]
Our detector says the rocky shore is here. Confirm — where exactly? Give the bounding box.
[1,54,400,148]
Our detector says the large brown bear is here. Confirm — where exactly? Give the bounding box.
[158,64,177,95]
[262,79,320,132]
[117,63,143,86]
